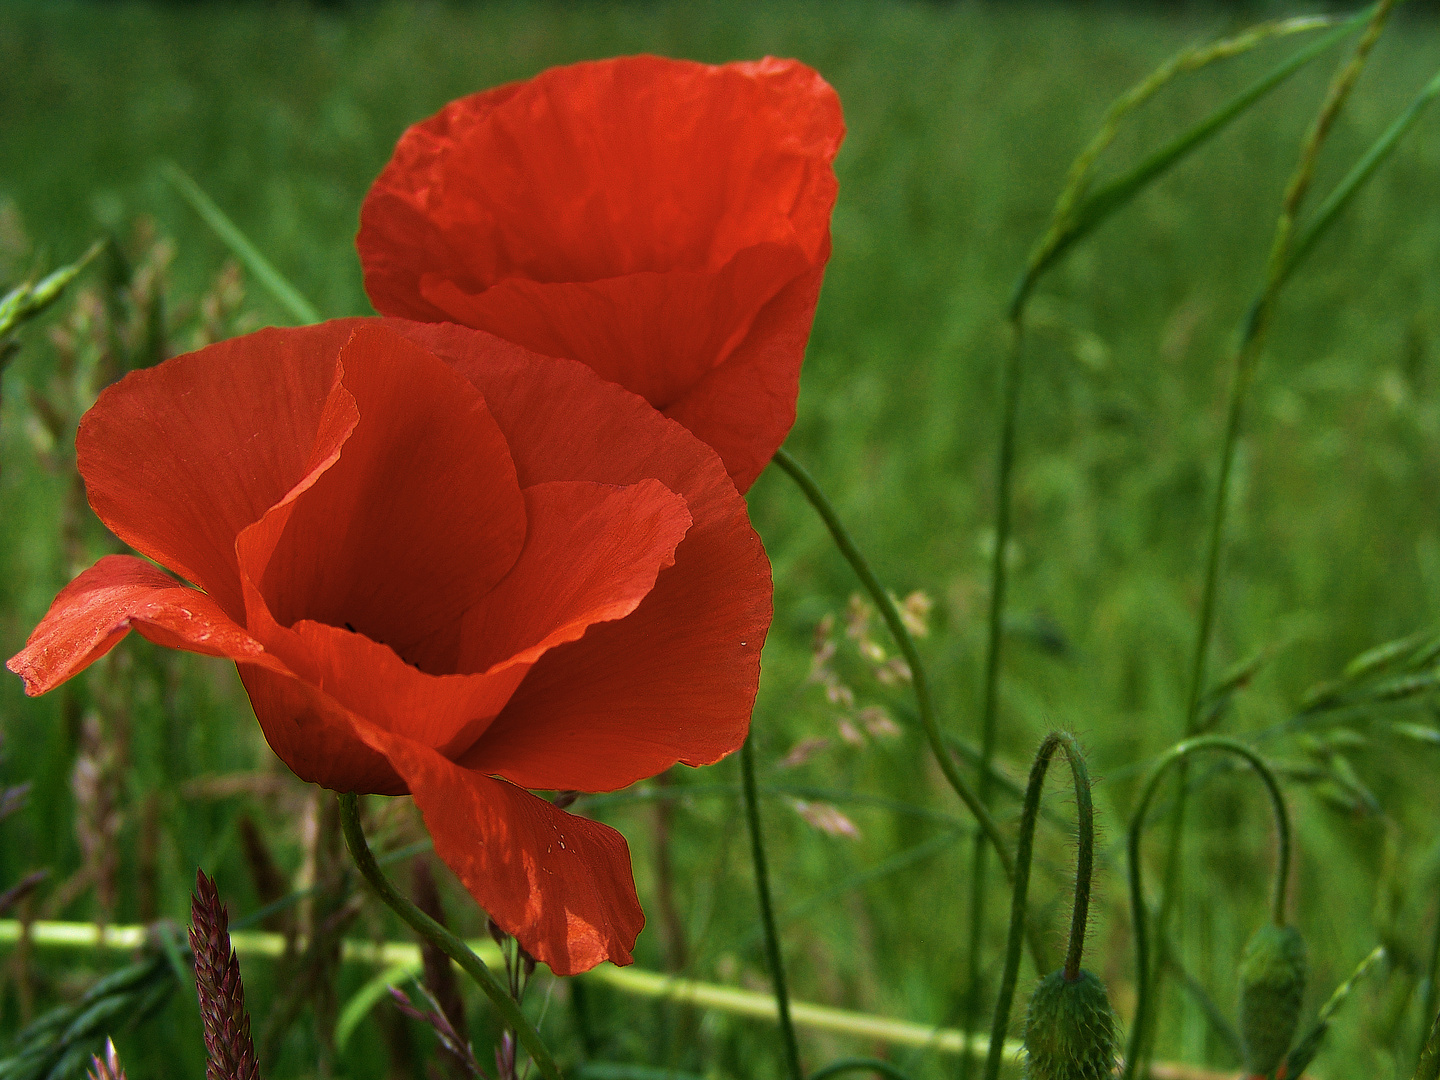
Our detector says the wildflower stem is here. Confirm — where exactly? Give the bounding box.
[981,732,1094,1080]
[336,792,563,1080]
[1148,5,1396,1071]
[740,734,804,1080]
[771,447,1013,878]
[1122,737,1293,1080]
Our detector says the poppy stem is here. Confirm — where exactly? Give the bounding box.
[981,732,1094,1080]
[1121,736,1292,1080]
[740,734,804,1080]
[770,448,1013,879]
[336,792,564,1080]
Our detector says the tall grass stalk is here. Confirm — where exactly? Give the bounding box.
[770,448,1014,875]
[1147,4,1398,1071]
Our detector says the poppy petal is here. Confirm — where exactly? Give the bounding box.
[415,240,810,411]
[664,263,826,492]
[250,324,527,671]
[78,323,361,621]
[358,55,843,489]
[237,664,407,795]
[6,554,281,695]
[397,322,772,792]
[458,478,691,673]
[348,716,644,975]
[244,476,691,771]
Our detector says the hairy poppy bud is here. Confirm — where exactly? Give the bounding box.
[1238,923,1307,1077]
[1023,969,1119,1080]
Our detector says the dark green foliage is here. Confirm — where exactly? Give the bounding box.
[1022,970,1118,1080]
[1237,924,1307,1077]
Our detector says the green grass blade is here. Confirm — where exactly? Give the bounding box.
[1283,65,1440,283]
[1026,7,1371,291]
[160,161,322,325]
[0,240,103,341]
[335,963,421,1053]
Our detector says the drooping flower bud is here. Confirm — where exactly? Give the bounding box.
[1238,923,1308,1077]
[1023,968,1119,1080]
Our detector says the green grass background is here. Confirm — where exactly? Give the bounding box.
[1,1,1439,1077]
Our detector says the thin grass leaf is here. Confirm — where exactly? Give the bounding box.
[1417,1006,1440,1080]
[0,954,174,1080]
[1021,7,1372,298]
[0,240,102,340]
[335,964,421,1054]
[1284,944,1386,1078]
[160,162,321,325]
[1344,629,1434,681]
[1282,64,1440,283]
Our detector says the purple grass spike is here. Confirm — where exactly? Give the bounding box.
[190,869,261,1080]
[87,1038,126,1080]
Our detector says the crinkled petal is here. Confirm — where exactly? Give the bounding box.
[236,663,406,795]
[416,242,809,411]
[394,321,772,792]
[458,479,691,672]
[251,324,526,671]
[77,323,361,621]
[349,716,644,975]
[358,56,844,489]
[7,555,281,695]
[665,262,826,492]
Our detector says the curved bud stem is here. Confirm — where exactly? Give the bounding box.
[336,792,563,1080]
[981,731,1095,1080]
[1121,736,1292,1080]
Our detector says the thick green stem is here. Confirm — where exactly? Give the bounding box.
[981,732,1094,1080]
[740,735,804,1080]
[771,448,1012,878]
[1122,737,1293,1080]
[336,793,563,1080]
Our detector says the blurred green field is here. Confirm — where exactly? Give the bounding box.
[2,1,1439,1078]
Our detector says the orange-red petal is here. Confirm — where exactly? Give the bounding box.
[77,323,361,622]
[348,716,644,975]
[250,325,526,670]
[6,555,281,695]
[458,479,691,672]
[396,321,772,792]
[358,56,843,490]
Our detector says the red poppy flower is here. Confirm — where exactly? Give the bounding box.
[7,318,772,975]
[357,55,845,493]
